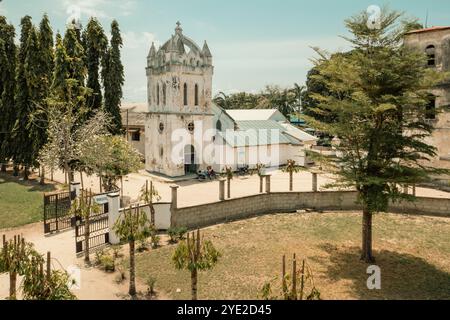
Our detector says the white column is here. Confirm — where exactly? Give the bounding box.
[69,182,81,199]
[107,192,121,245]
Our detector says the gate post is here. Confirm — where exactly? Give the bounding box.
[312,172,318,192]
[107,192,121,245]
[219,179,226,201]
[170,185,179,228]
[265,175,271,194]
[70,182,81,199]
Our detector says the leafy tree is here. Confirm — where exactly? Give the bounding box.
[113,206,152,298]
[172,229,220,300]
[78,135,141,192]
[103,20,124,135]
[260,254,321,300]
[38,102,110,185]
[84,18,107,116]
[139,180,161,226]
[0,235,37,299]
[1,235,76,300]
[304,9,449,263]
[0,17,16,171]
[282,159,302,191]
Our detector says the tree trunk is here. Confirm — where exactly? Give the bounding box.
[361,207,375,263]
[191,269,198,300]
[9,271,17,300]
[129,240,136,297]
[259,176,263,193]
[227,178,231,199]
[80,171,84,190]
[23,166,29,180]
[40,167,45,185]
[1,164,6,172]
[289,172,293,191]
[13,164,19,176]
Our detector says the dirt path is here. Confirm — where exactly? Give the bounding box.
[0,222,150,300]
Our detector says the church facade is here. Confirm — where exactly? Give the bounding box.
[145,22,215,177]
[144,23,317,177]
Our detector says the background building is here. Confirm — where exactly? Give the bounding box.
[404,26,450,171]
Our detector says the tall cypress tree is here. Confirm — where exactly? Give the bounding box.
[103,20,124,135]
[63,26,86,109]
[52,32,70,100]
[12,15,33,178]
[84,18,107,116]
[0,17,17,172]
[38,14,54,96]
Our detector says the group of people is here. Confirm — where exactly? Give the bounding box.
[197,166,217,180]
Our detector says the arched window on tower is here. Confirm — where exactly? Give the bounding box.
[163,83,167,106]
[156,83,160,106]
[426,45,436,67]
[184,83,188,106]
[194,84,199,106]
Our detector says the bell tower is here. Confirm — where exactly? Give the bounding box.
[145,22,214,177]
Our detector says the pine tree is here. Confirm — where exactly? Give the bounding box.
[0,17,16,172]
[84,18,107,116]
[12,15,33,178]
[103,20,124,135]
[304,9,449,263]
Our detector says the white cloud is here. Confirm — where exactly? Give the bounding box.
[62,0,136,21]
[123,31,159,50]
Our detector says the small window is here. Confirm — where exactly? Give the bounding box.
[183,83,188,106]
[159,122,165,133]
[426,96,436,120]
[194,84,199,106]
[188,122,195,133]
[426,45,436,67]
[131,131,140,141]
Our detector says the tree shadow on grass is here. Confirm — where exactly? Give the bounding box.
[317,243,450,300]
[0,172,57,193]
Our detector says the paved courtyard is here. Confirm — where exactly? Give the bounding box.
[51,169,450,208]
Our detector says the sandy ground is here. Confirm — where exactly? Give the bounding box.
[0,222,137,300]
[1,168,448,300]
[53,169,450,207]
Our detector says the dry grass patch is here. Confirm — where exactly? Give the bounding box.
[134,211,450,300]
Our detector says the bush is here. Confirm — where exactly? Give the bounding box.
[167,226,188,243]
[146,276,157,298]
[99,253,115,272]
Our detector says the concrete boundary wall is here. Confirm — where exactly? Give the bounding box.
[171,191,450,229]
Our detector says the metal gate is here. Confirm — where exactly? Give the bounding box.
[75,197,110,254]
[43,191,76,234]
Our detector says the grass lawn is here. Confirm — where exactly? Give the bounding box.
[0,173,58,229]
[133,211,450,300]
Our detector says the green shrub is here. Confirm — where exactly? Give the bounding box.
[167,226,188,243]
[99,254,115,272]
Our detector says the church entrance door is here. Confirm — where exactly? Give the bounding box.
[184,145,198,175]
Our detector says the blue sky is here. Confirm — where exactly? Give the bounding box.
[1,0,450,102]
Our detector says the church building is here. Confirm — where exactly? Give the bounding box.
[144,23,317,177]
